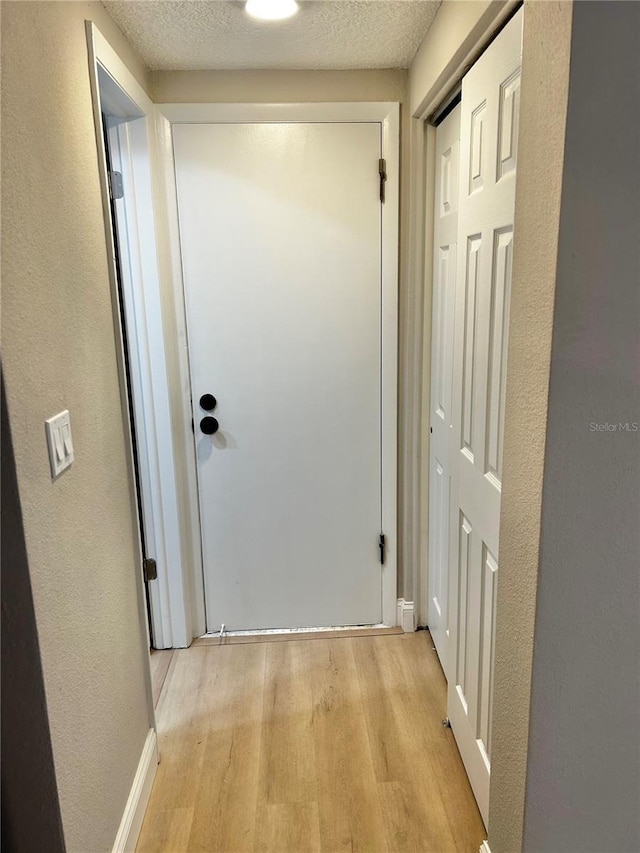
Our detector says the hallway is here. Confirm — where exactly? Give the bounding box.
[137,632,484,852]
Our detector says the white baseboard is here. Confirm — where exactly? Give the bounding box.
[396,598,416,632]
[112,728,159,853]
[480,841,492,853]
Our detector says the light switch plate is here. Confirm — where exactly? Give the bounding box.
[45,410,74,478]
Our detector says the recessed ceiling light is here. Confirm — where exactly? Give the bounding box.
[245,0,299,21]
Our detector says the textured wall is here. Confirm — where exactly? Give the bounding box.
[152,68,414,600]
[522,3,640,850]
[1,3,153,850]
[151,67,407,104]
[488,3,574,850]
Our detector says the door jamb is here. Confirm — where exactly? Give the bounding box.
[86,23,198,649]
[155,101,400,629]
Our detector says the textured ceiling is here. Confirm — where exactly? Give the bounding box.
[102,1,441,71]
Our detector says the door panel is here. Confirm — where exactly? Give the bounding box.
[486,227,513,487]
[172,122,383,632]
[428,105,461,677]
[448,8,523,825]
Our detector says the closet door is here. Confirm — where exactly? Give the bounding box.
[428,103,460,680]
[447,8,523,825]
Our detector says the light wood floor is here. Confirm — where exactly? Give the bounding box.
[138,632,485,852]
[150,649,174,708]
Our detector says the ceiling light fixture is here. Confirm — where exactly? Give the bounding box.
[245,0,299,21]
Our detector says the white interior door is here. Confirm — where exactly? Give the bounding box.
[428,103,461,679]
[172,121,386,632]
[447,8,523,825]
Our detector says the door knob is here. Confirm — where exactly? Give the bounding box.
[199,393,217,411]
[200,416,219,435]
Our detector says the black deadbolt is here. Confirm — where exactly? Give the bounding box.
[200,416,219,435]
[199,393,217,411]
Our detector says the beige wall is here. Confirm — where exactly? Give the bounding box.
[152,68,415,598]
[1,3,153,850]
[151,67,406,105]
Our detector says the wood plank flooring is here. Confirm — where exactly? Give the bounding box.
[137,632,485,852]
[150,649,174,708]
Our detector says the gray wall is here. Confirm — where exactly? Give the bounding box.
[523,3,640,850]
[2,373,66,853]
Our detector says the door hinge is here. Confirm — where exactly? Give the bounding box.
[143,557,158,581]
[378,158,387,203]
[379,533,386,565]
[108,170,124,200]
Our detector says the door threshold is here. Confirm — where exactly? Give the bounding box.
[193,624,403,647]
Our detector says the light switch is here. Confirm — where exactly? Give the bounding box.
[45,410,74,478]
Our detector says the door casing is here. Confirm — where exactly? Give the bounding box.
[155,102,400,629]
[87,23,195,651]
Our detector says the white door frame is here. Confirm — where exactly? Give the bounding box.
[155,102,400,629]
[86,23,196,649]
[411,2,520,627]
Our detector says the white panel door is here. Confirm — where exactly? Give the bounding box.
[428,104,461,679]
[448,8,523,825]
[173,121,384,632]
